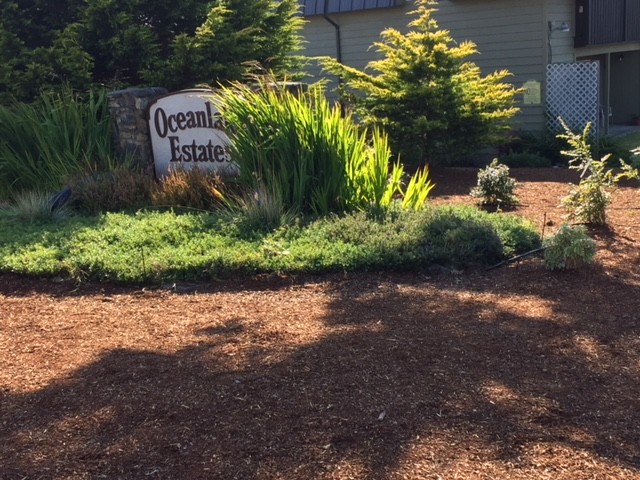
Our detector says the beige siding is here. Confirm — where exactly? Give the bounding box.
[300,0,551,131]
[302,8,410,81]
[546,0,575,64]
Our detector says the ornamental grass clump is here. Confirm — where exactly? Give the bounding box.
[71,167,154,214]
[0,89,118,199]
[0,190,72,223]
[470,159,519,207]
[213,81,434,216]
[151,167,228,211]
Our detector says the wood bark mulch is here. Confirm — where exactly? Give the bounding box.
[1,168,639,479]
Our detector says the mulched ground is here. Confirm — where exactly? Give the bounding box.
[1,168,639,479]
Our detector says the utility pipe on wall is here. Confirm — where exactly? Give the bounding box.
[322,11,342,64]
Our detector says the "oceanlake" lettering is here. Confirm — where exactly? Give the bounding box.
[148,90,237,178]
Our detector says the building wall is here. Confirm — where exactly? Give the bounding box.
[546,0,575,64]
[301,0,558,132]
[610,50,640,124]
[575,41,640,127]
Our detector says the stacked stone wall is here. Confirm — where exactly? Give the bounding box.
[107,87,167,170]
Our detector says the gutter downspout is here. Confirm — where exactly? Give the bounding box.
[322,11,342,64]
[322,7,344,114]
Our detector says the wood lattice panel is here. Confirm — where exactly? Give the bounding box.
[546,61,600,137]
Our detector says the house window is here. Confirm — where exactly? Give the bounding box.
[301,0,403,16]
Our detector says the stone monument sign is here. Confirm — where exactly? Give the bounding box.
[147,89,237,178]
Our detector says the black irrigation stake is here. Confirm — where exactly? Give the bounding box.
[485,247,546,272]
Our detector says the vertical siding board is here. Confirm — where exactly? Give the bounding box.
[626,0,640,41]
[590,0,624,44]
[585,0,640,45]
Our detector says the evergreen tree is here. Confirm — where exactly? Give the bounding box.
[0,0,91,102]
[321,0,520,165]
[149,0,304,90]
[0,0,303,102]
[73,0,210,88]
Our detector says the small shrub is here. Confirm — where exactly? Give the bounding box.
[562,180,610,225]
[544,224,596,270]
[71,167,154,214]
[558,120,638,225]
[422,209,505,266]
[500,152,551,168]
[1,190,72,223]
[470,159,519,206]
[151,168,228,211]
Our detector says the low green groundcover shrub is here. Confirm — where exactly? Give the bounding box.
[0,205,540,283]
[544,224,596,270]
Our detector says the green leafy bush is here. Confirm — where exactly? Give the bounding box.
[500,130,568,166]
[544,224,596,270]
[214,81,434,216]
[0,205,540,282]
[422,210,504,266]
[596,135,633,165]
[500,152,552,168]
[470,159,519,206]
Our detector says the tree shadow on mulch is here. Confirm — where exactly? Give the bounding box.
[1,264,639,479]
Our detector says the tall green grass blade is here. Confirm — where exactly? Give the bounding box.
[0,88,118,200]
[213,79,435,216]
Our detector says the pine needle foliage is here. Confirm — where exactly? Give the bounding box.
[320,0,520,165]
[150,0,304,90]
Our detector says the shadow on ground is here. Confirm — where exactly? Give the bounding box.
[1,261,639,479]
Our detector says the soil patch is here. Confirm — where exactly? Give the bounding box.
[1,168,639,479]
